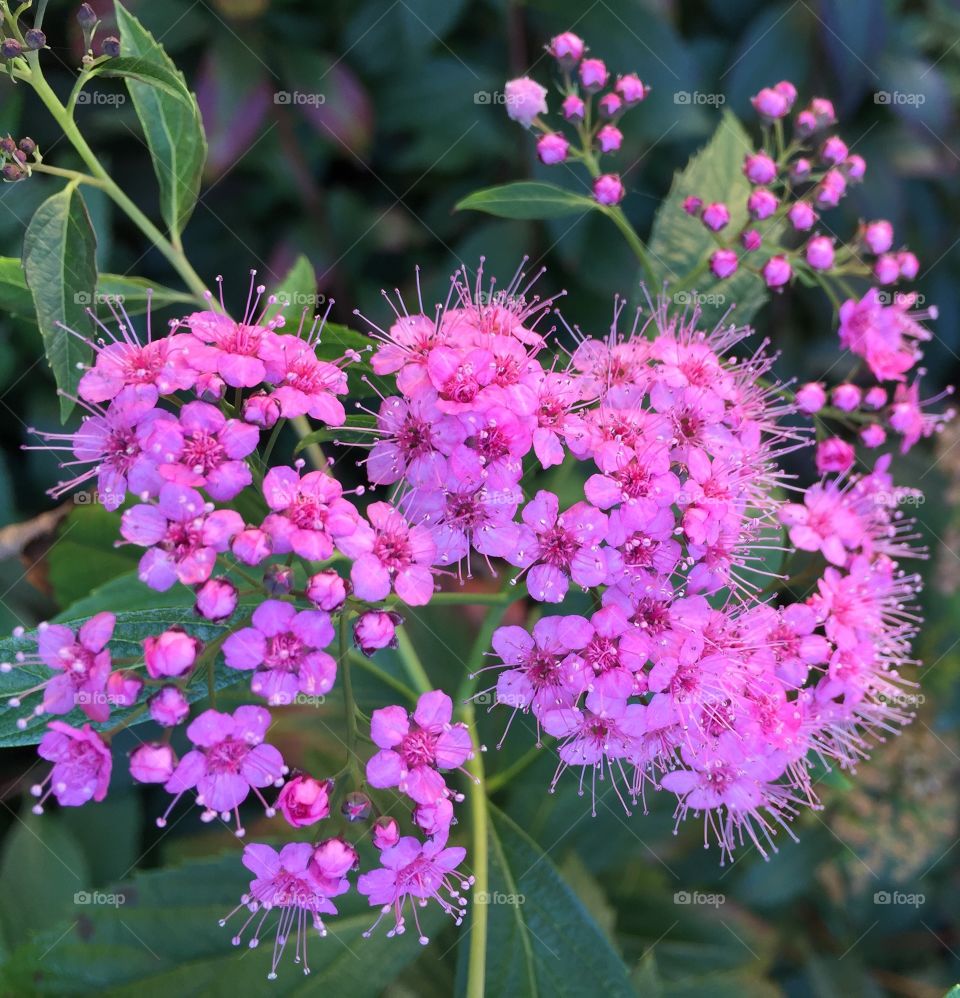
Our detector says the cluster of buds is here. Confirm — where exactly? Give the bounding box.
[503,32,648,206]
[682,81,918,292]
[0,134,34,182]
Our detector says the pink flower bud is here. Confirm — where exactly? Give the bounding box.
[796,382,827,414]
[816,436,856,474]
[897,251,919,280]
[413,797,454,837]
[864,386,888,409]
[788,201,817,231]
[831,383,862,411]
[242,391,281,428]
[751,86,789,119]
[232,527,272,566]
[144,628,201,679]
[129,743,177,784]
[815,169,846,207]
[537,132,569,164]
[579,58,608,91]
[863,220,893,254]
[791,157,812,180]
[306,570,349,612]
[615,73,648,104]
[548,32,585,65]
[741,229,762,251]
[148,686,190,727]
[762,255,792,288]
[195,372,225,401]
[805,235,835,271]
[342,791,372,822]
[747,189,778,220]
[682,195,702,216]
[505,77,548,127]
[809,97,837,126]
[795,110,817,136]
[820,135,848,165]
[874,254,900,285]
[263,564,294,595]
[710,249,739,279]
[372,816,401,850]
[276,774,333,827]
[310,837,359,882]
[353,611,400,655]
[774,80,798,106]
[598,92,622,118]
[844,154,866,180]
[701,202,730,231]
[562,94,585,121]
[106,670,142,707]
[860,424,887,448]
[596,124,622,152]
[593,173,625,205]
[195,577,238,621]
[743,152,777,185]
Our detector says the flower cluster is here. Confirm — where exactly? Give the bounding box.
[504,31,648,205]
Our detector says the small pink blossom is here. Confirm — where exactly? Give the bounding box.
[33,722,111,811]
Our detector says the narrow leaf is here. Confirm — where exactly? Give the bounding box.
[456,182,598,220]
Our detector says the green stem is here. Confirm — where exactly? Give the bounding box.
[347,651,418,703]
[429,590,511,606]
[601,205,658,287]
[339,611,361,782]
[463,697,489,998]
[395,625,432,696]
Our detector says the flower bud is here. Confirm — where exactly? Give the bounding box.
[864,386,887,409]
[306,570,349,612]
[795,382,827,414]
[862,220,893,255]
[242,391,281,428]
[897,251,919,281]
[741,229,762,251]
[548,32,584,66]
[596,124,622,153]
[129,743,177,784]
[413,797,454,836]
[2,163,25,182]
[18,136,36,156]
[232,526,272,565]
[148,686,190,727]
[592,173,625,206]
[578,58,608,91]
[101,36,120,58]
[743,152,777,185]
[820,135,848,165]
[107,669,143,707]
[0,136,15,156]
[751,86,790,119]
[844,154,866,180]
[372,816,401,850]
[24,29,46,51]
[263,564,294,596]
[682,195,702,217]
[701,202,729,231]
[1,39,22,59]
[310,837,359,881]
[536,132,569,165]
[276,774,333,827]
[615,74,648,104]
[831,383,862,412]
[353,611,400,655]
[195,577,238,621]
[504,77,547,127]
[873,254,899,285]
[144,628,201,679]
[562,94,584,121]
[341,791,372,822]
[788,201,816,231]
[790,157,812,180]
[747,189,778,220]
[598,92,622,118]
[860,424,887,448]
[709,249,738,279]
[815,169,846,207]
[762,255,792,288]
[77,4,98,28]
[816,436,855,474]
[805,235,835,271]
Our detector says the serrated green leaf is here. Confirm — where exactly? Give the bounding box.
[22,187,98,421]
[456,182,598,220]
[458,804,633,997]
[114,2,207,240]
[0,851,441,995]
[647,111,771,325]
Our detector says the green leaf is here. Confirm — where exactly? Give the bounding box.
[647,111,771,325]
[0,851,440,995]
[459,804,634,997]
[456,182,598,220]
[91,56,198,103]
[0,257,191,320]
[114,2,207,240]
[0,607,251,747]
[294,413,377,454]
[22,187,98,421]
[262,253,318,327]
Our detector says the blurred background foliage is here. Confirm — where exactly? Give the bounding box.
[0,0,960,995]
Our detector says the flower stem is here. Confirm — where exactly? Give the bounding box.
[463,696,489,998]
[338,610,362,782]
[395,625,432,696]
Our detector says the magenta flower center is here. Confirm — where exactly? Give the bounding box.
[162,518,205,559]
[439,365,479,404]
[264,632,305,671]
[289,494,330,531]
[399,727,438,768]
[217,322,262,355]
[373,531,412,569]
[204,737,251,773]
[622,531,661,569]
[583,635,619,674]
[182,431,226,474]
[537,524,577,568]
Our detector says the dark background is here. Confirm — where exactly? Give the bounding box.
[0,1,959,995]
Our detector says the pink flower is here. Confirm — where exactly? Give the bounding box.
[357,836,473,944]
[222,842,347,978]
[537,133,569,164]
[795,382,826,414]
[838,288,933,383]
[579,58,608,91]
[710,249,738,279]
[366,690,473,805]
[788,201,817,231]
[815,436,855,474]
[762,255,792,288]
[259,335,348,425]
[129,743,177,784]
[120,483,243,591]
[149,686,189,727]
[373,816,401,849]
[32,721,111,811]
[596,124,623,153]
[223,600,336,706]
[748,189,778,220]
[504,77,547,126]
[779,482,864,566]
[261,464,361,561]
[337,501,437,605]
[548,32,584,65]
[305,570,349,611]
[593,173,625,205]
[863,220,893,254]
[509,491,611,603]
[701,202,729,231]
[615,73,648,103]
[743,152,777,185]
[562,93,585,121]
[805,236,835,271]
[195,577,238,620]
[144,627,201,678]
[353,611,401,655]
[160,705,286,830]
[276,774,333,827]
